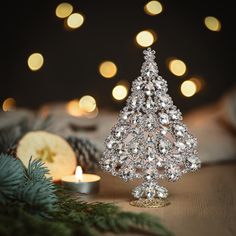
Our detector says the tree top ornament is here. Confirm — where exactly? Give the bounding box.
[100,48,201,207]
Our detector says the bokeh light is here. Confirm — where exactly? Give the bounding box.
[79,95,96,112]
[168,59,187,76]
[86,107,99,119]
[27,53,44,71]
[99,61,117,78]
[112,85,128,101]
[189,77,204,92]
[66,99,82,117]
[2,97,16,112]
[66,13,84,29]
[55,2,73,18]
[136,30,155,47]
[204,16,221,32]
[144,1,163,16]
[181,80,197,97]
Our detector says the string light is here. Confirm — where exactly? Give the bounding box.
[79,95,96,112]
[55,2,73,18]
[112,85,128,101]
[204,16,221,32]
[168,58,186,76]
[180,80,197,97]
[2,97,16,112]
[144,1,163,16]
[99,61,117,78]
[27,53,44,71]
[66,13,84,29]
[66,99,82,117]
[136,30,155,47]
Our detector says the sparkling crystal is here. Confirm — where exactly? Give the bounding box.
[145,114,155,130]
[145,81,155,95]
[158,94,172,109]
[102,159,113,171]
[156,157,164,167]
[156,186,168,199]
[129,142,140,154]
[186,136,197,149]
[120,167,135,182]
[131,112,142,125]
[119,154,128,164]
[113,126,126,139]
[121,109,133,121]
[101,47,200,200]
[132,186,144,199]
[143,96,156,111]
[134,160,142,169]
[129,95,144,109]
[115,143,125,154]
[143,62,158,78]
[165,164,181,182]
[106,138,116,149]
[146,187,156,199]
[175,141,186,152]
[159,139,171,154]
[186,156,201,171]
[169,108,182,120]
[133,127,142,135]
[173,124,186,137]
[160,126,168,135]
[132,76,144,91]
[172,153,184,164]
[146,146,156,161]
[144,169,156,181]
[159,113,169,125]
[153,79,164,90]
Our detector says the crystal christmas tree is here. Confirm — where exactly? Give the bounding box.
[100,48,201,207]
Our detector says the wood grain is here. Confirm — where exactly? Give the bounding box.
[80,163,236,236]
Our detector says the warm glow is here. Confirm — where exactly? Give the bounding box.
[55,2,73,18]
[168,59,186,76]
[79,95,96,113]
[99,61,117,78]
[66,13,84,29]
[66,99,83,117]
[28,53,44,71]
[144,1,163,15]
[112,85,128,101]
[75,166,83,181]
[189,77,203,92]
[2,97,16,112]
[204,16,221,32]
[86,107,99,119]
[136,30,155,47]
[181,80,197,97]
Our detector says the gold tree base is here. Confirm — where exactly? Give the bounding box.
[130,198,170,208]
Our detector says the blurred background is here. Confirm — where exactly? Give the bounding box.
[0,0,236,163]
[1,0,235,112]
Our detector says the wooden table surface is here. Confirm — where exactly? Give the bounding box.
[81,162,236,236]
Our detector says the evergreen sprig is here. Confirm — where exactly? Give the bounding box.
[0,154,58,213]
[0,140,173,236]
[53,198,172,236]
[0,153,24,204]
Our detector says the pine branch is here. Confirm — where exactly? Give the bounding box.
[17,158,57,213]
[54,198,172,236]
[0,154,24,204]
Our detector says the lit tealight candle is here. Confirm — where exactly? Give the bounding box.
[61,166,100,194]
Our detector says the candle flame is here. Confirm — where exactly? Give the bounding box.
[75,166,83,181]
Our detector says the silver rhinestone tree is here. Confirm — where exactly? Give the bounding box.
[100,48,201,201]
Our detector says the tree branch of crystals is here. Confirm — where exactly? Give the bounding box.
[100,48,201,200]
